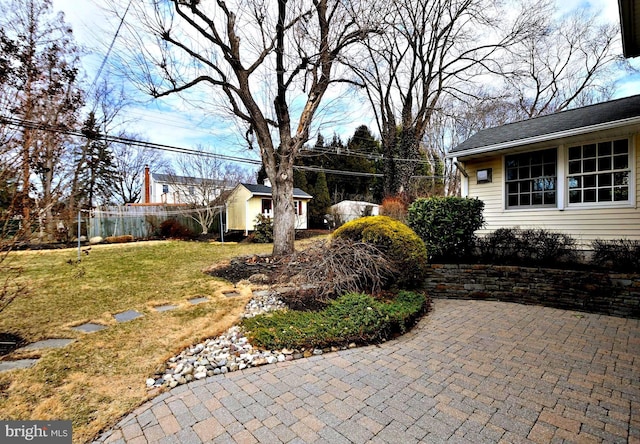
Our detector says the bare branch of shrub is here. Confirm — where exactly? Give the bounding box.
[273,238,397,301]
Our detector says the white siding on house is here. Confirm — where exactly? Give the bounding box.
[463,135,640,244]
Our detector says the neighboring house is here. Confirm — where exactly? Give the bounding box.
[448,94,640,244]
[329,200,380,225]
[225,183,313,234]
[142,166,229,205]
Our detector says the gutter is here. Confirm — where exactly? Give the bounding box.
[447,116,640,159]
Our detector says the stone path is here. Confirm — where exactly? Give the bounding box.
[93,299,640,443]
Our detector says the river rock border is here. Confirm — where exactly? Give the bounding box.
[146,288,355,389]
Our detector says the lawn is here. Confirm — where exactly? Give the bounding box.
[0,240,273,444]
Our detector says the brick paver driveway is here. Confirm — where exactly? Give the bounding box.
[95,299,640,443]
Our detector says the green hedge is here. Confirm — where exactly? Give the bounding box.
[242,291,428,350]
[407,197,484,261]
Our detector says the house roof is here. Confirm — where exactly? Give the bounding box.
[619,0,640,58]
[450,94,640,159]
[151,173,226,187]
[241,183,313,199]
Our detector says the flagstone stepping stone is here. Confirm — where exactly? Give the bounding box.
[72,323,107,333]
[223,291,241,298]
[19,339,74,351]
[113,310,144,322]
[0,359,39,373]
[153,304,178,312]
[188,297,209,305]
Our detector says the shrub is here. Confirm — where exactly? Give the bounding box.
[380,196,407,222]
[159,219,194,240]
[477,228,579,266]
[591,239,640,273]
[242,291,428,350]
[407,197,484,261]
[332,216,427,289]
[252,214,273,243]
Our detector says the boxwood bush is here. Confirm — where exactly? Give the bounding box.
[407,197,484,261]
[241,291,428,350]
[332,216,428,289]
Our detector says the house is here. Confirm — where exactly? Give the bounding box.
[619,0,640,58]
[225,183,313,234]
[329,200,380,225]
[142,166,229,205]
[448,94,640,244]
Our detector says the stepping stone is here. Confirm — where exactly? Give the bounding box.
[153,304,178,312]
[72,323,107,333]
[114,310,144,322]
[223,291,241,298]
[0,359,39,373]
[188,297,209,305]
[19,339,74,351]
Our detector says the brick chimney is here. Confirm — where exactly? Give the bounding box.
[144,165,151,203]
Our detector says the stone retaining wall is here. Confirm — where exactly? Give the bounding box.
[425,264,640,318]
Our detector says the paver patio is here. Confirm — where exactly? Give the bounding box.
[93,299,640,443]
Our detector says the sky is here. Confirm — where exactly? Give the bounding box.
[50,0,640,169]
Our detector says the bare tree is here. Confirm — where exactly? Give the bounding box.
[110,0,377,255]
[165,147,251,234]
[501,9,623,118]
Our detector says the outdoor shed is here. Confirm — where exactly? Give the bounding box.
[329,200,380,224]
[225,183,313,234]
[449,94,640,244]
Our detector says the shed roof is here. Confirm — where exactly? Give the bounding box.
[241,183,313,199]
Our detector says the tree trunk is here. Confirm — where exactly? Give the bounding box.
[271,173,295,256]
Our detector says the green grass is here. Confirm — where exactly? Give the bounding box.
[0,240,272,443]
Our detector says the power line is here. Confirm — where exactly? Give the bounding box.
[0,115,446,180]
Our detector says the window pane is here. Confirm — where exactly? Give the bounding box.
[568,177,580,188]
[520,181,530,192]
[544,178,556,191]
[508,195,519,206]
[569,190,581,203]
[531,165,542,177]
[508,183,518,193]
[598,188,612,202]
[598,141,611,156]
[583,144,596,158]
[568,161,581,174]
[584,175,596,188]
[544,164,556,176]
[568,146,581,160]
[614,172,629,186]
[519,167,530,179]
[531,152,543,164]
[583,159,596,172]
[614,187,629,201]
[506,168,517,181]
[598,173,612,187]
[613,139,628,154]
[543,150,556,163]
[584,189,596,202]
[532,193,542,205]
[544,192,556,204]
[520,194,530,205]
[598,157,611,171]
[533,179,543,191]
[613,155,628,170]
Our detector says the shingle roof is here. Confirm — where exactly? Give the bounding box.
[450,95,640,156]
[151,173,226,187]
[241,183,313,199]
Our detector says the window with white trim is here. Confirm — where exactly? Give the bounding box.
[505,148,557,208]
[567,139,630,204]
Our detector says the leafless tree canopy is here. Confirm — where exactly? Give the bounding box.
[111,0,378,255]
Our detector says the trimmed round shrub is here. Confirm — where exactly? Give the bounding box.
[332,215,427,289]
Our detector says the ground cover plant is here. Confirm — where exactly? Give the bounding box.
[0,240,272,444]
[242,291,428,350]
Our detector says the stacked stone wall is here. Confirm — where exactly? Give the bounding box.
[426,264,640,318]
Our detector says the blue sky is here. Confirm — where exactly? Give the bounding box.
[52,0,640,162]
